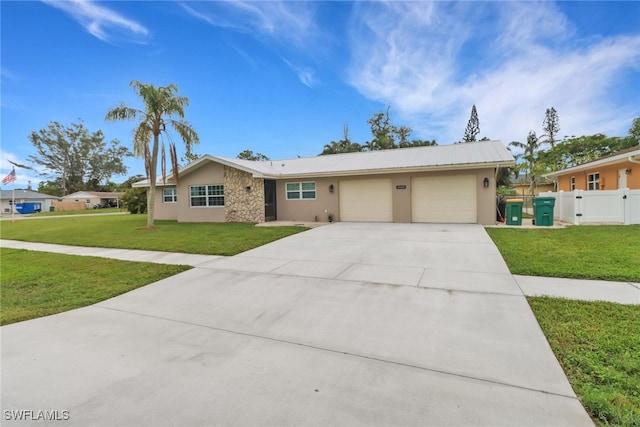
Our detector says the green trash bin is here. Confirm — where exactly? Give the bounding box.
[533,197,555,226]
[505,199,524,226]
[49,206,55,212]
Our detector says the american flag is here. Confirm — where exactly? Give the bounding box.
[2,168,17,185]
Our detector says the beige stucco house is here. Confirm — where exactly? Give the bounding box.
[61,191,123,208]
[133,140,515,225]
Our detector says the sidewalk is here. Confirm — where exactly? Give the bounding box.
[2,239,638,304]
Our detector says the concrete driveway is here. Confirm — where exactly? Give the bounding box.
[1,223,592,426]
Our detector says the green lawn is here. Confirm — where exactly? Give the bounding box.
[32,207,124,216]
[0,214,308,256]
[489,225,640,426]
[529,297,640,427]
[486,226,640,282]
[0,248,191,325]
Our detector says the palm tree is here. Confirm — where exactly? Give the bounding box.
[106,80,199,228]
[510,131,540,196]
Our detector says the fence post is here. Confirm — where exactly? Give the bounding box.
[575,190,583,225]
[623,188,630,225]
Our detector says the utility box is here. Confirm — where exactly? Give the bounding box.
[505,199,524,226]
[534,197,556,226]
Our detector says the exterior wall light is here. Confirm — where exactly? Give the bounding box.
[626,168,632,175]
[483,177,490,188]
[329,184,334,193]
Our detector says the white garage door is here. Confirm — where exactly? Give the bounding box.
[340,179,393,222]
[412,175,477,223]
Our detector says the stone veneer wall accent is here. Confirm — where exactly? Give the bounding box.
[224,166,265,223]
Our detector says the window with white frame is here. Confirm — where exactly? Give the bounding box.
[163,187,177,203]
[286,182,316,200]
[587,173,600,190]
[570,176,576,191]
[190,185,224,207]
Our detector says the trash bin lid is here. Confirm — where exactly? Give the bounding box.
[506,199,524,203]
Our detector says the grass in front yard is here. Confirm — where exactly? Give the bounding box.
[0,248,191,325]
[486,226,640,282]
[32,207,124,216]
[0,214,308,255]
[528,297,640,426]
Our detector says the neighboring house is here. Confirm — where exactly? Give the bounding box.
[511,177,555,196]
[544,145,640,191]
[61,191,124,208]
[541,145,640,225]
[133,140,515,225]
[0,189,59,214]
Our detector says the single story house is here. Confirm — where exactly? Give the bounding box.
[134,140,515,225]
[511,177,555,196]
[544,145,640,191]
[0,189,59,214]
[62,191,124,208]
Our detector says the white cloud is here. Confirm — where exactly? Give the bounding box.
[282,58,317,88]
[346,2,640,146]
[41,0,148,43]
[180,1,317,49]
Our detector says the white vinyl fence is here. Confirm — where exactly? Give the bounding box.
[539,189,640,225]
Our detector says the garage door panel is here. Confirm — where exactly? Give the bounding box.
[340,179,393,222]
[412,176,476,223]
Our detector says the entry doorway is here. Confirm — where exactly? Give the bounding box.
[264,179,277,221]
[618,168,628,189]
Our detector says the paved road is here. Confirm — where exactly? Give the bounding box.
[1,223,593,426]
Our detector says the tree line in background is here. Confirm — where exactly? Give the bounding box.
[509,109,639,195]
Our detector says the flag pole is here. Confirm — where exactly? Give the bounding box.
[12,179,15,222]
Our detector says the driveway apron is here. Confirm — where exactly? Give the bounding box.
[1,223,592,426]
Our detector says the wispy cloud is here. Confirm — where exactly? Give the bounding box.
[282,58,316,88]
[180,1,317,49]
[180,1,321,87]
[41,0,148,43]
[347,1,640,145]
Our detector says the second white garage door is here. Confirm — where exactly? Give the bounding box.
[339,179,393,222]
[412,175,477,223]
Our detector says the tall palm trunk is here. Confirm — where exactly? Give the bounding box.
[147,133,160,228]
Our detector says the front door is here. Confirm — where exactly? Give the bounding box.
[618,168,628,189]
[264,179,277,221]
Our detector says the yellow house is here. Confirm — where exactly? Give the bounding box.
[544,145,640,191]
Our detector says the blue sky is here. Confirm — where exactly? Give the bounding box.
[2,1,639,189]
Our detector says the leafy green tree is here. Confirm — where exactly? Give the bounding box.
[542,107,560,148]
[463,105,480,143]
[121,188,147,214]
[237,150,270,161]
[365,107,413,150]
[401,139,438,148]
[119,174,146,190]
[538,133,638,172]
[27,120,130,196]
[37,179,63,197]
[627,117,640,145]
[320,123,363,155]
[106,81,199,228]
